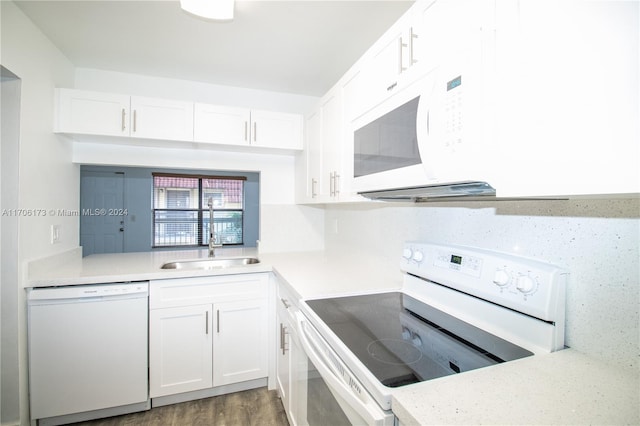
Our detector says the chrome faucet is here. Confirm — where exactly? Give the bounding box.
[208,198,222,257]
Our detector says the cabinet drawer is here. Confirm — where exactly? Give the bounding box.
[150,273,268,309]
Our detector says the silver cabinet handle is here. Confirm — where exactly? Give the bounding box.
[280,323,285,355]
[280,323,289,355]
[409,27,418,66]
[206,311,209,334]
[121,108,126,132]
[398,37,408,74]
[329,172,341,197]
[311,178,318,198]
[244,121,248,141]
[280,298,290,309]
[330,172,335,197]
[216,309,220,333]
[253,122,257,142]
[133,110,137,133]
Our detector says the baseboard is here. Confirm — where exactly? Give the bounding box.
[151,378,268,407]
[35,400,150,426]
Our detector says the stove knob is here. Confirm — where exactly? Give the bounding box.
[493,269,511,287]
[402,248,413,260]
[411,334,423,347]
[516,275,536,294]
[412,251,424,263]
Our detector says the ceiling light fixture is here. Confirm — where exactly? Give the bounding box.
[180,0,234,21]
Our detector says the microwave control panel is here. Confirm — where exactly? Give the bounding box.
[444,75,464,148]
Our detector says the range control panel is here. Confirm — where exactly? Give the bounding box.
[401,242,568,322]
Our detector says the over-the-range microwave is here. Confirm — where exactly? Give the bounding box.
[351,49,497,199]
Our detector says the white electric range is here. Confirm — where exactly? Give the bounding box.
[294,241,568,425]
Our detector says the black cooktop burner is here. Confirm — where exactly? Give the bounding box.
[367,339,423,365]
[305,292,533,388]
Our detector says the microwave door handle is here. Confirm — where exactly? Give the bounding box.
[295,313,388,426]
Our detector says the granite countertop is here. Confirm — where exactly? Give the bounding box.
[27,248,640,425]
[27,247,269,287]
[391,349,639,425]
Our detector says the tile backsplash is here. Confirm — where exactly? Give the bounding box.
[323,198,640,371]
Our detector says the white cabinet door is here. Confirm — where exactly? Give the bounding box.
[303,109,323,201]
[213,298,269,386]
[288,328,305,426]
[130,96,194,141]
[320,91,344,200]
[149,304,213,397]
[54,89,130,137]
[363,10,426,109]
[490,0,640,197]
[250,110,303,150]
[193,103,251,146]
[276,308,291,413]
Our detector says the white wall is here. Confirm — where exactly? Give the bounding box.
[1,69,22,426]
[324,198,640,371]
[1,2,77,424]
[73,142,297,204]
[74,67,318,114]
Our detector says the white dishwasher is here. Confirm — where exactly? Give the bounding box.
[28,282,149,424]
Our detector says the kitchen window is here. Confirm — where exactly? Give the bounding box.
[152,173,245,248]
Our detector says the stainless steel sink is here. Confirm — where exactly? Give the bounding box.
[160,257,260,270]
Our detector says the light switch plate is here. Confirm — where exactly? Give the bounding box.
[50,224,60,244]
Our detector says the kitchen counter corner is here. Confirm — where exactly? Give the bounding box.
[391,348,640,425]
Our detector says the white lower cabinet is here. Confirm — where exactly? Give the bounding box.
[149,273,269,399]
[276,300,291,413]
[213,298,269,386]
[149,304,213,397]
[275,281,303,426]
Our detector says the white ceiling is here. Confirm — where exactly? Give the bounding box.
[15,0,414,96]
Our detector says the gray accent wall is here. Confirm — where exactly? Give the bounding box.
[81,165,260,253]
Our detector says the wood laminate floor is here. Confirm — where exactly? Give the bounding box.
[70,388,289,426]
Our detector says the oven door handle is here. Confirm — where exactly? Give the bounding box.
[295,312,390,426]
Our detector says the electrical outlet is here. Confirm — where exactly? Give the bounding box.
[50,225,60,244]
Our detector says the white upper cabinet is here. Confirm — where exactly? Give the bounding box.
[189,104,303,150]
[302,109,323,202]
[249,110,303,150]
[55,88,302,151]
[320,91,344,200]
[129,96,194,141]
[487,0,640,197]
[296,77,362,204]
[55,89,194,142]
[193,103,251,146]
[304,0,638,199]
[359,1,435,113]
[55,89,130,137]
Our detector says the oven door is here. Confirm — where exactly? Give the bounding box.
[293,311,395,426]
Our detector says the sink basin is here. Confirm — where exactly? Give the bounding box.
[160,257,260,270]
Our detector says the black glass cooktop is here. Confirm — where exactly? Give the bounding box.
[305,292,533,387]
